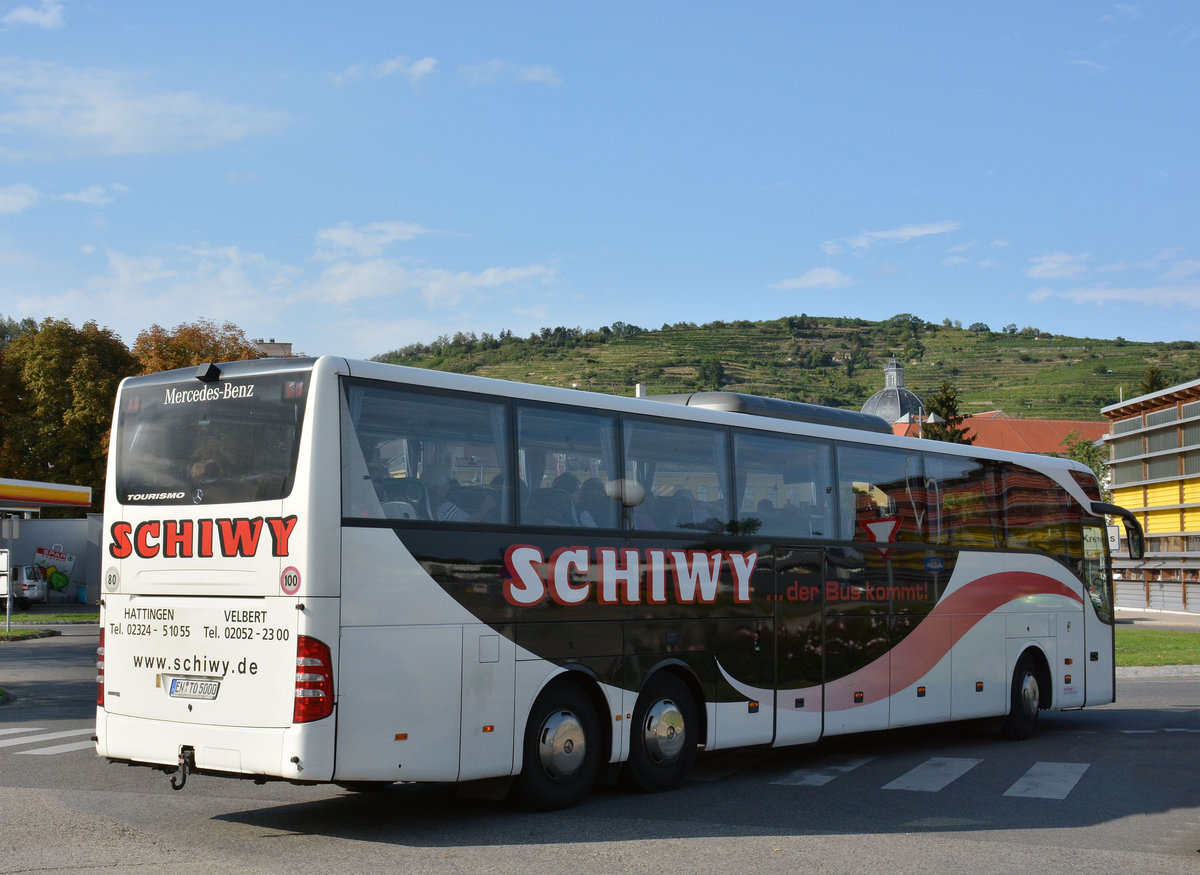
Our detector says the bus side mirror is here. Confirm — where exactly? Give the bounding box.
[1123,519,1145,560]
[1091,501,1145,561]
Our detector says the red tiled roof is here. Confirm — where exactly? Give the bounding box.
[961,413,1106,454]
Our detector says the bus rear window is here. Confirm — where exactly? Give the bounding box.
[115,370,309,505]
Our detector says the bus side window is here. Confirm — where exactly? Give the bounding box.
[342,381,512,524]
[516,404,620,529]
[836,445,925,543]
[924,453,1000,548]
[1002,465,1070,557]
[623,417,732,534]
[733,431,834,539]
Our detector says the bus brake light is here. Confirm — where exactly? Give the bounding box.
[96,628,105,707]
[294,635,334,723]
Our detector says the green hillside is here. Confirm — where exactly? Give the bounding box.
[373,314,1200,421]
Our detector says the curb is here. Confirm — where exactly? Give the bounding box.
[0,629,62,642]
[1116,664,1200,679]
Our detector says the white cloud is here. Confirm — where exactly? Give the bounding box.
[1026,251,1091,279]
[519,65,563,86]
[1161,260,1200,281]
[772,267,853,289]
[0,183,40,213]
[461,60,562,86]
[461,60,509,84]
[15,227,559,356]
[378,55,437,82]
[822,220,961,254]
[0,59,288,156]
[2,0,63,29]
[306,259,555,308]
[1101,4,1141,22]
[990,239,1010,248]
[335,56,437,85]
[314,220,434,259]
[1030,283,1200,309]
[54,183,130,206]
[1070,59,1107,73]
[941,255,969,267]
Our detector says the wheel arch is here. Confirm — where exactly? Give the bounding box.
[1013,643,1053,711]
[524,664,614,766]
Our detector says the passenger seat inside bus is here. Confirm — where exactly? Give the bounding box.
[379,477,432,519]
[526,488,578,526]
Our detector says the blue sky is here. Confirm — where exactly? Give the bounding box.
[2,2,1198,357]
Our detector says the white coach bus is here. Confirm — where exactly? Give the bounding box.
[96,356,1143,809]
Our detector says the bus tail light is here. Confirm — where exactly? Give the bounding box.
[294,635,334,723]
[96,628,105,707]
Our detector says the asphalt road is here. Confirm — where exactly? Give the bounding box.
[0,622,1198,874]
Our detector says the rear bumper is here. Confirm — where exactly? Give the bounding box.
[96,708,336,781]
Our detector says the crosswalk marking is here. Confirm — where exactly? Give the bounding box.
[0,728,94,749]
[1003,762,1089,799]
[0,727,44,736]
[17,740,96,756]
[771,755,876,786]
[882,757,981,792]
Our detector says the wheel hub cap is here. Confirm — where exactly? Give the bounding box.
[642,698,686,764]
[1019,672,1039,720]
[537,709,587,781]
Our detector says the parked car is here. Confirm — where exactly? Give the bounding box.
[4,565,47,610]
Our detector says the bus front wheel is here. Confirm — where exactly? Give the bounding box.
[1002,652,1041,739]
[517,681,601,810]
[625,673,699,793]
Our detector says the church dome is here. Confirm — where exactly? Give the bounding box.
[861,359,925,423]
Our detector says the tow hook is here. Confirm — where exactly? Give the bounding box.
[170,746,195,791]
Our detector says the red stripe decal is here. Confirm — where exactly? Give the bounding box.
[824,572,1082,711]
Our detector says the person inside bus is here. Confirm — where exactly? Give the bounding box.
[576,476,611,527]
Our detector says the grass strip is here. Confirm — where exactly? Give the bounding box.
[4,612,97,624]
[1115,627,1200,667]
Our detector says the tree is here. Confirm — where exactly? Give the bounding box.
[0,318,136,513]
[697,354,724,390]
[0,313,36,349]
[968,322,990,334]
[922,379,974,444]
[1136,364,1170,398]
[1056,430,1109,501]
[132,319,266,375]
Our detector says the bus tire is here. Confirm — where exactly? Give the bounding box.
[1002,652,1041,740]
[517,681,601,810]
[625,673,698,793]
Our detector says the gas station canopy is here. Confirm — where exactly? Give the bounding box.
[0,477,92,512]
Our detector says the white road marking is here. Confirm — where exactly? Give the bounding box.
[17,740,97,755]
[771,755,877,786]
[882,757,981,792]
[1003,762,1089,799]
[0,728,94,748]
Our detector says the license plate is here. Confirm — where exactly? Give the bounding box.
[167,676,221,700]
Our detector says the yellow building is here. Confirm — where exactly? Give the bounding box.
[1103,380,1200,613]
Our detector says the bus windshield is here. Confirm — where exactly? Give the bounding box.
[115,366,310,506]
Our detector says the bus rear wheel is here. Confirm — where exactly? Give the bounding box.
[1002,652,1041,739]
[517,681,601,810]
[625,673,698,793]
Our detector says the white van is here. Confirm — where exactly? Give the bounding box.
[5,566,47,610]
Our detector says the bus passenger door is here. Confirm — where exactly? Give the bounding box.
[773,548,825,746]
